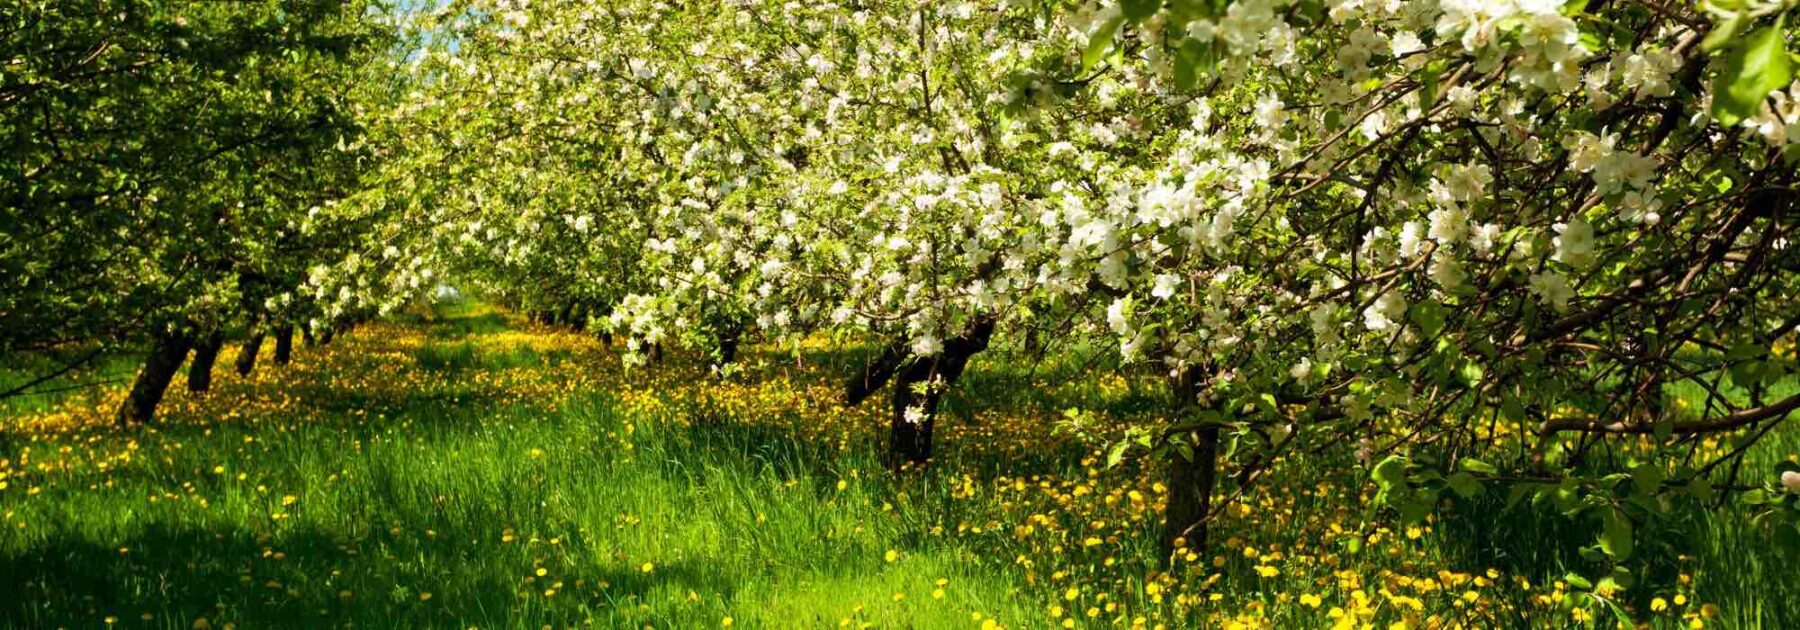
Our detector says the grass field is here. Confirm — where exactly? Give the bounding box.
[2,300,1795,628]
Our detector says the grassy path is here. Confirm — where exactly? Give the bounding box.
[2,302,1796,628]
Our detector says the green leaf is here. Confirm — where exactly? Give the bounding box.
[1400,496,1434,522]
[1599,509,1634,561]
[1372,455,1408,488]
[1702,12,1748,54]
[1741,489,1770,505]
[1417,60,1445,109]
[1687,476,1715,503]
[1459,361,1485,387]
[1631,464,1664,496]
[1083,15,1125,74]
[1458,457,1498,475]
[1564,572,1593,591]
[1122,0,1161,23]
[1710,19,1792,127]
[1256,392,1280,417]
[1505,483,1534,510]
[1501,395,1526,424]
[1172,39,1213,91]
[1447,471,1482,499]
[1106,440,1129,469]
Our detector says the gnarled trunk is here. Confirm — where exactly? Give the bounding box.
[187,331,225,393]
[1159,366,1221,564]
[843,318,995,469]
[116,332,193,427]
[235,333,264,376]
[888,360,941,465]
[846,342,909,407]
[273,324,293,366]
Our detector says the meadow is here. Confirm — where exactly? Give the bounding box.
[2,300,1795,629]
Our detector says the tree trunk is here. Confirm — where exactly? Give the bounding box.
[883,318,995,468]
[716,321,744,366]
[235,333,264,376]
[846,341,910,406]
[301,322,316,347]
[320,328,335,346]
[116,332,193,427]
[888,360,940,465]
[273,324,293,366]
[1159,367,1221,565]
[187,332,225,393]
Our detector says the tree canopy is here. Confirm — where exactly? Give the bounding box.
[7,0,1800,612]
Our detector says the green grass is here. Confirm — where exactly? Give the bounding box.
[0,347,144,416]
[2,302,1796,628]
[0,308,1044,629]
[1,399,1033,627]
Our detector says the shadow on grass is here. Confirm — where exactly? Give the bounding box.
[0,521,739,627]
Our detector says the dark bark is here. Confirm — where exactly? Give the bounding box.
[234,333,264,376]
[882,318,996,467]
[716,320,744,366]
[571,306,588,331]
[320,328,335,345]
[301,322,316,347]
[186,331,225,393]
[273,324,293,366]
[557,304,575,327]
[116,332,193,427]
[846,342,910,406]
[888,361,940,466]
[1159,366,1221,564]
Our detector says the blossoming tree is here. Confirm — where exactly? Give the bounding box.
[298,0,1800,610]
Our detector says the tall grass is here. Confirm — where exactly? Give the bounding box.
[1,302,1794,628]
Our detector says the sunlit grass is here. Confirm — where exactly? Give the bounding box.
[1,301,1794,628]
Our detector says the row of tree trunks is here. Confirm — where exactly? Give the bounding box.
[840,320,1226,564]
[235,333,265,376]
[118,325,316,427]
[115,332,195,427]
[273,324,293,366]
[187,332,225,393]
